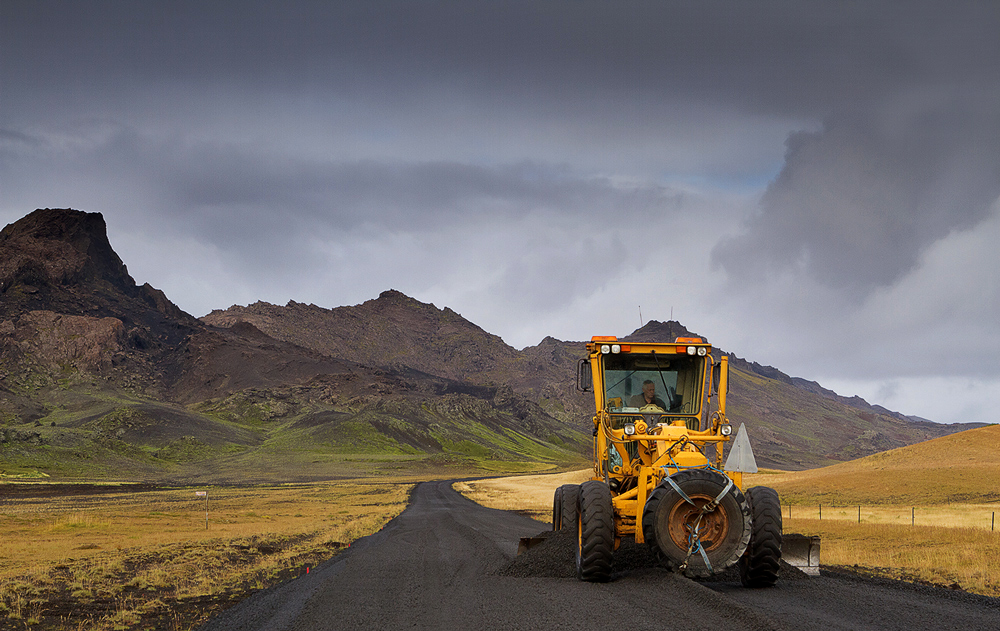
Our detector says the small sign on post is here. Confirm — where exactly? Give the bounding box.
[196,491,208,529]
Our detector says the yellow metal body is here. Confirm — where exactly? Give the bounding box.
[584,337,740,545]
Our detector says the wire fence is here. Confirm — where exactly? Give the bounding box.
[783,503,998,531]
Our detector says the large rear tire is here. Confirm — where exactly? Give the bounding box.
[576,480,615,582]
[558,484,580,532]
[739,486,782,587]
[641,469,750,578]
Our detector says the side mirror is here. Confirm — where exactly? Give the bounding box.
[712,362,721,395]
[577,359,593,392]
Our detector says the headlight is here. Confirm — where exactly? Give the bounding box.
[624,423,636,435]
[697,347,708,356]
[687,346,697,355]
[611,344,620,354]
[601,344,611,354]
[720,424,733,436]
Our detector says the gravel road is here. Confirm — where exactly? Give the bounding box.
[198,480,1000,631]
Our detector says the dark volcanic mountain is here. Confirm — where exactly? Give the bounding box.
[207,300,982,470]
[203,292,520,384]
[0,208,191,326]
[0,208,981,479]
[0,209,586,481]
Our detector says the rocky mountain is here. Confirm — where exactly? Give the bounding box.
[0,208,982,480]
[202,295,585,423]
[207,301,982,470]
[202,292,520,384]
[0,209,587,481]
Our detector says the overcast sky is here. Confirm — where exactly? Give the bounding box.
[3,1,999,424]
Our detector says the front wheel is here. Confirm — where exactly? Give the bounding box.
[641,469,750,578]
[576,480,615,582]
[739,486,782,587]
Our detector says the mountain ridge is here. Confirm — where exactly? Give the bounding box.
[0,208,984,479]
[205,300,982,469]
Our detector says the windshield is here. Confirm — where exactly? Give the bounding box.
[602,353,704,415]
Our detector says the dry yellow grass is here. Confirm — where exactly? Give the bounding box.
[747,424,1000,505]
[0,481,412,630]
[786,517,1000,597]
[740,427,1000,597]
[768,502,1000,530]
[454,469,591,521]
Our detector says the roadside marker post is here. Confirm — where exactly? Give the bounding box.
[196,491,208,529]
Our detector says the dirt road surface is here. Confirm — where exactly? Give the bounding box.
[198,480,1000,631]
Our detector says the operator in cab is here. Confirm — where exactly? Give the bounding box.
[628,380,669,410]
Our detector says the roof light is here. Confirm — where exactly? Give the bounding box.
[687,346,697,355]
[697,347,708,356]
[601,344,611,354]
[611,344,621,354]
[592,336,618,342]
[675,337,703,344]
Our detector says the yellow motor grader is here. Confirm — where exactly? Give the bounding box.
[552,335,787,584]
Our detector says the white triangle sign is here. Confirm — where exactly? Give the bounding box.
[724,423,758,473]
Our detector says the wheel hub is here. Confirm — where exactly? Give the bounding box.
[666,493,730,551]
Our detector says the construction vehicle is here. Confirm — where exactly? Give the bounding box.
[552,335,790,584]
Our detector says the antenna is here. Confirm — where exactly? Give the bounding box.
[638,305,643,327]
[670,306,674,321]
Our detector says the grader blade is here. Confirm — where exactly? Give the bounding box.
[517,537,546,555]
[782,534,821,576]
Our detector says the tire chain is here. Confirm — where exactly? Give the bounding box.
[641,469,751,578]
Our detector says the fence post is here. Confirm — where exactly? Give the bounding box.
[993,511,995,532]
[858,505,861,524]
[819,503,822,520]
[912,507,914,527]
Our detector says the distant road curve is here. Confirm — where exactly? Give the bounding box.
[198,480,1000,631]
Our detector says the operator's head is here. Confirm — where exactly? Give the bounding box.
[642,380,656,402]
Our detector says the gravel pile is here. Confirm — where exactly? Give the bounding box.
[499,529,809,583]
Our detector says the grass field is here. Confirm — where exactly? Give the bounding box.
[0,481,413,630]
[782,517,1000,596]
[747,424,1000,505]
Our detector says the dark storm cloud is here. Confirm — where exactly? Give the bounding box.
[0,118,684,252]
[5,1,998,258]
[6,2,997,117]
[714,106,1000,292]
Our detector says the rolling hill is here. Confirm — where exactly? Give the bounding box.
[747,424,1000,504]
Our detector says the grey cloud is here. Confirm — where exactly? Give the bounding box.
[713,107,1000,293]
[0,121,687,258]
[6,2,997,122]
